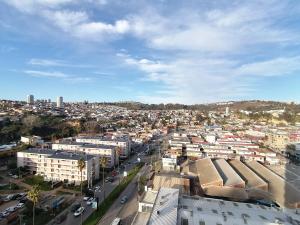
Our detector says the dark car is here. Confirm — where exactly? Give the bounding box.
[105,177,114,183]
[71,203,81,212]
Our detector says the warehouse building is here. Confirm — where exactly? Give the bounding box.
[246,160,300,208]
[191,158,223,188]
[229,159,268,191]
[213,159,245,188]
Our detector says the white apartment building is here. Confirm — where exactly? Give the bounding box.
[17,149,99,185]
[52,142,117,168]
[76,136,131,158]
[57,96,63,108]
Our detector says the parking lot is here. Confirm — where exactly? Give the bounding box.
[267,163,300,190]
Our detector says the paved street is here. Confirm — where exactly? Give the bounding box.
[98,165,150,225]
[47,143,152,225]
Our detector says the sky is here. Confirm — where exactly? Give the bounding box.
[1,0,300,104]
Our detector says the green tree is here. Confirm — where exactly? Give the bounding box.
[77,157,86,225]
[27,185,40,225]
[100,157,108,199]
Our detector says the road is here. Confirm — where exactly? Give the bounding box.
[98,165,150,225]
[47,143,150,225]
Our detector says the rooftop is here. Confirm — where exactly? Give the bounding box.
[148,188,179,225]
[178,195,300,225]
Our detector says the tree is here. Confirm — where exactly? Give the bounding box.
[22,115,41,130]
[100,157,108,199]
[77,158,86,197]
[116,148,121,185]
[27,185,40,225]
[77,158,86,225]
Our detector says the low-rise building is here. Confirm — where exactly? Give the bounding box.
[17,148,99,185]
[52,142,117,168]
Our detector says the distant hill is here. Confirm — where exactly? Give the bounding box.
[102,100,300,112]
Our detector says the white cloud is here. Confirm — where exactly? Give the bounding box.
[28,58,93,68]
[3,0,74,13]
[43,10,88,31]
[24,70,92,83]
[236,57,300,77]
[24,70,69,78]
[28,59,67,67]
[73,20,129,40]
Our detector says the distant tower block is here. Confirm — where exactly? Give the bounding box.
[225,107,230,116]
[27,95,34,105]
[57,96,64,108]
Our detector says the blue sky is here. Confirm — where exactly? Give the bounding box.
[1,0,300,104]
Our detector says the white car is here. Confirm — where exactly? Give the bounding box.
[1,211,10,217]
[87,197,95,205]
[74,207,85,217]
[16,203,25,208]
[6,206,17,212]
[83,196,90,201]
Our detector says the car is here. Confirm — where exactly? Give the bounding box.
[74,207,85,217]
[1,211,10,217]
[120,196,128,204]
[105,177,114,183]
[7,206,17,212]
[111,218,122,225]
[94,186,101,192]
[83,196,90,201]
[4,194,14,201]
[11,175,18,179]
[87,197,95,205]
[70,203,81,212]
[16,203,25,209]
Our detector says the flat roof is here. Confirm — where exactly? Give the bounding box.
[192,158,223,187]
[23,148,94,161]
[153,175,190,195]
[142,190,158,204]
[229,159,267,189]
[25,148,55,155]
[148,188,179,225]
[54,142,115,149]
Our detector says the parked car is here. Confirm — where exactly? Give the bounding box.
[120,196,128,204]
[55,212,68,224]
[105,177,114,183]
[83,196,90,201]
[1,211,10,217]
[4,194,14,202]
[71,203,81,212]
[87,197,95,205]
[7,206,17,213]
[16,203,25,209]
[74,207,85,217]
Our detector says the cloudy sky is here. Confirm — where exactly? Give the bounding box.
[1,0,300,104]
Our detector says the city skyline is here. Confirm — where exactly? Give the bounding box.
[1,0,300,104]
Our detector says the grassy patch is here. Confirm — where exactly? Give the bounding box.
[23,201,71,225]
[83,163,144,225]
[0,183,19,190]
[23,175,52,191]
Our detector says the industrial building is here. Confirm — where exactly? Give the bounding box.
[247,160,300,208]
[213,159,245,188]
[144,187,300,225]
[190,158,223,188]
[229,159,268,191]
